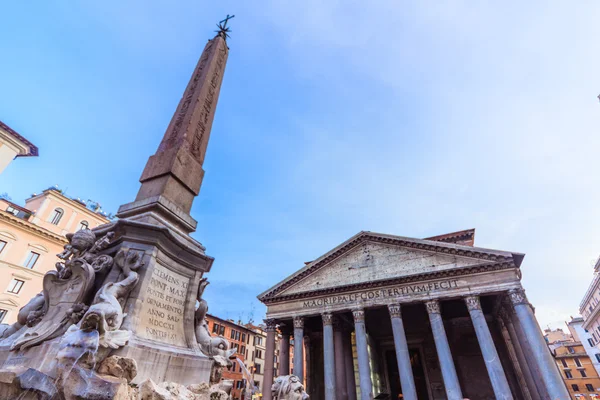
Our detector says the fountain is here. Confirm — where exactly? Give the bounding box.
[0,19,245,399]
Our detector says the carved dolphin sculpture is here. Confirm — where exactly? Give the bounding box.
[194,278,236,367]
[79,249,141,349]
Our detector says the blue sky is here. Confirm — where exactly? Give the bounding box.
[1,1,599,328]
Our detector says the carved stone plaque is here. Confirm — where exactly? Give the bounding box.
[139,264,189,347]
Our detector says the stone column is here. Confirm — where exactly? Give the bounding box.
[507,304,549,399]
[279,326,291,376]
[333,319,349,400]
[464,296,513,400]
[322,313,337,400]
[343,330,357,400]
[388,304,418,400]
[293,317,305,384]
[425,300,463,400]
[353,308,373,400]
[508,289,570,399]
[263,319,278,400]
[497,307,537,400]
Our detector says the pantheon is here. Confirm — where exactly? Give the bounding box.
[258,229,569,400]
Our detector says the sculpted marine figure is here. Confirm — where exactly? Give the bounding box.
[194,278,236,368]
[79,248,142,349]
[272,375,309,400]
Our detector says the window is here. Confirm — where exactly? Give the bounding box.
[212,323,219,334]
[241,345,246,355]
[572,384,579,392]
[568,347,575,354]
[595,354,600,363]
[231,363,235,372]
[561,359,568,368]
[575,357,582,367]
[581,369,587,378]
[590,338,596,347]
[6,206,18,216]
[77,221,89,231]
[255,336,263,346]
[23,251,40,269]
[49,208,64,225]
[587,384,594,391]
[255,349,262,359]
[7,279,24,294]
[231,329,236,339]
[242,333,246,342]
[0,309,7,323]
[565,370,573,379]
[254,363,261,374]
[0,240,6,254]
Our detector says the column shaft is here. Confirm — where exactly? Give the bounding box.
[343,330,357,400]
[279,331,291,376]
[388,304,418,400]
[499,308,538,400]
[334,322,348,399]
[263,319,277,400]
[353,309,373,400]
[509,289,570,399]
[426,300,463,400]
[465,296,513,400]
[293,317,305,384]
[323,313,337,400]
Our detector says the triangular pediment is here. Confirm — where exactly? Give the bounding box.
[259,231,523,301]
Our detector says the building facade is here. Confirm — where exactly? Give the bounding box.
[552,340,600,399]
[580,258,600,364]
[0,189,108,324]
[569,317,600,378]
[0,120,38,174]
[206,314,254,400]
[245,322,294,399]
[258,229,570,400]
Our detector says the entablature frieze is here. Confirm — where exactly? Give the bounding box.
[265,269,521,321]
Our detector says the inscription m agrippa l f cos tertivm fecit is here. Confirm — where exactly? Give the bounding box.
[302,279,459,309]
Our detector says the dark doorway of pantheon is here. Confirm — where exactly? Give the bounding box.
[384,347,429,399]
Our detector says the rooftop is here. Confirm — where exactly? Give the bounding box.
[0,120,38,157]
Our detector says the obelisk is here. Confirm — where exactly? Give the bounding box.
[117,21,230,234]
[95,21,234,385]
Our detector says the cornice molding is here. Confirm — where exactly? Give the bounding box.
[262,261,517,304]
[258,232,519,302]
[0,211,67,244]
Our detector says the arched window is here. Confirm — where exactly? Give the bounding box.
[77,221,89,231]
[49,208,64,225]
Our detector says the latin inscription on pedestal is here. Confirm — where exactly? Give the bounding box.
[139,264,189,347]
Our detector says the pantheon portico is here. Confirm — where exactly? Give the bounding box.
[258,229,569,400]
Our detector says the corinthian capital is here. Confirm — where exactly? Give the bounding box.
[508,288,528,306]
[322,313,333,326]
[352,309,365,323]
[293,316,304,329]
[264,318,277,332]
[425,300,440,314]
[464,296,481,311]
[388,304,402,319]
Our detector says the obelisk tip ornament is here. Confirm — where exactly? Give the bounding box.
[118,19,232,234]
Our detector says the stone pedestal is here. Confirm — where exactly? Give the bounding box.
[94,219,215,385]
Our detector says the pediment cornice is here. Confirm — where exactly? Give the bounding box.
[261,260,518,304]
[258,231,523,302]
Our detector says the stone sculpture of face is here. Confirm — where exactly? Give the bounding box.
[272,375,309,400]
